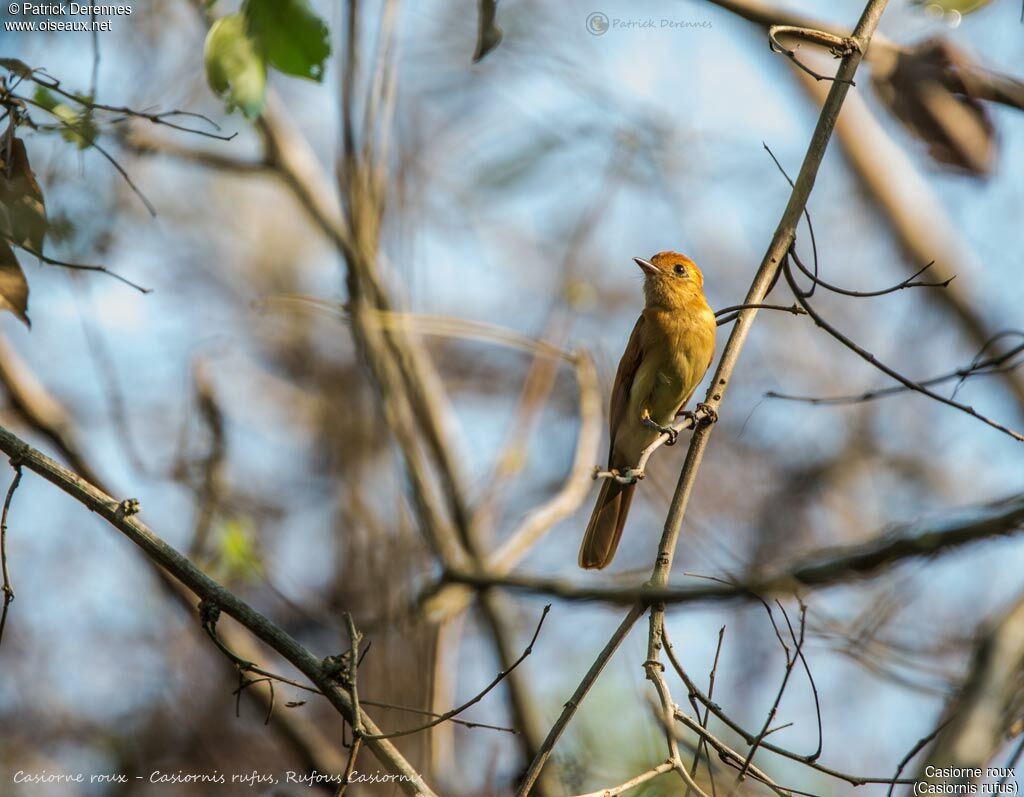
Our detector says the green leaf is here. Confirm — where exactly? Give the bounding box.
[204,13,267,118]
[32,86,59,112]
[0,239,31,328]
[54,107,98,149]
[244,0,330,81]
[0,137,48,255]
[0,58,33,79]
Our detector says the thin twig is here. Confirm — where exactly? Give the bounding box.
[790,246,950,297]
[592,410,703,485]
[9,241,151,293]
[673,709,793,796]
[783,252,1024,442]
[125,134,270,173]
[568,760,675,797]
[344,613,363,736]
[782,602,822,761]
[90,137,157,216]
[768,25,859,84]
[25,71,236,140]
[998,734,1024,789]
[667,640,911,787]
[516,603,645,795]
[336,736,363,797]
[886,717,953,797]
[0,463,22,648]
[762,143,818,296]
[643,610,713,797]
[714,303,807,327]
[726,601,803,794]
[684,626,725,797]
[362,605,551,740]
[767,332,1024,406]
[361,699,516,734]
[232,676,275,725]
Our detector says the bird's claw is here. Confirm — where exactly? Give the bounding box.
[618,468,645,483]
[695,402,719,425]
[593,467,645,484]
[677,409,697,428]
[641,413,679,445]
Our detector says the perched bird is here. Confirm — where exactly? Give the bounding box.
[579,251,716,570]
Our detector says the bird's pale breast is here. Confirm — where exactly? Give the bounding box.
[614,304,715,463]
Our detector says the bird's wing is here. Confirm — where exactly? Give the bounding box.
[608,314,646,456]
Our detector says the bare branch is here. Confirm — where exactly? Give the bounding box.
[767,331,1024,406]
[443,491,1024,606]
[568,761,675,797]
[363,605,550,740]
[0,422,437,796]
[768,25,859,84]
[783,252,1024,442]
[22,69,236,140]
[515,4,891,789]
[789,246,950,297]
[8,240,151,293]
[665,628,912,788]
[674,708,793,796]
[0,463,21,648]
[714,302,807,327]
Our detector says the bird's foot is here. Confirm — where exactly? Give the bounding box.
[618,467,645,483]
[676,408,697,429]
[641,411,679,446]
[694,402,719,426]
[593,466,645,484]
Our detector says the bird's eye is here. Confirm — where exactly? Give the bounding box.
[674,264,687,276]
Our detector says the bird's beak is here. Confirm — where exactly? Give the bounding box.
[634,257,659,276]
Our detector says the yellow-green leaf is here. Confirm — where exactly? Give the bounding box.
[913,0,992,15]
[32,87,97,149]
[204,13,267,119]
[213,517,262,583]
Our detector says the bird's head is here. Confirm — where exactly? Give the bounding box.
[634,251,706,308]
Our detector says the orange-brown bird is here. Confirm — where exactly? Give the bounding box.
[579,251,716,570]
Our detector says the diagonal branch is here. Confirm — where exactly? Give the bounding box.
[363,605,549,740]
[0,423,437,797]
[766,330,1024,406]
[514,1,891,792]
[783,253,1024,442]
[711,0,1024,413]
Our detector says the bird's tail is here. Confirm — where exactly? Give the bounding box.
[579,478,635,569]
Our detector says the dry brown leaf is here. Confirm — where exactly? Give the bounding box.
[0,136,48,255]
[0,238,31,328]
[872,37,996,176]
